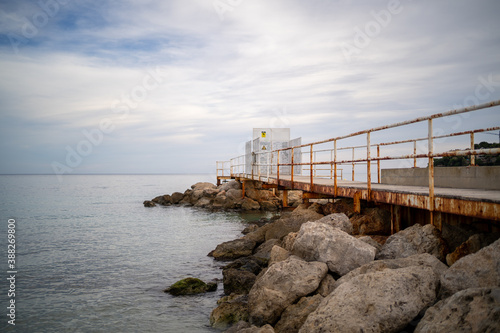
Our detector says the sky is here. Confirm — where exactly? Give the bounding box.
[0,0,499,176]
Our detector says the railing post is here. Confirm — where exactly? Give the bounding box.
[291,148,294,188]
[377,144,381,184]
[470,133,475,166]
[367,132,371,201]
[330,149,333,179]
[414,140,417,168]
[310,144,314,192]
[352,147,355,181]
[428,119,435,226]
[334,140,338,197]
[277,150,280,186]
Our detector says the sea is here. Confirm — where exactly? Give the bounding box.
[0,174,272,333]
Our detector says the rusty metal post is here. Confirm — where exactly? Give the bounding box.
[277,150,280,186]
[291,148,294,189]
[377,144,381,184]
[334,140,338,197]
[470,133,475,166]
[367,132,371,201]
[414,140,417,168]
[310,144,314,192]
[352,147,355,181]
[283,189,288,207]
[330,149,333,179]
[428,119,435,226]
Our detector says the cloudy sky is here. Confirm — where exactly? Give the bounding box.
[0,0,499,176]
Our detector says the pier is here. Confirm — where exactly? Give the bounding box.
[217,100,500,232]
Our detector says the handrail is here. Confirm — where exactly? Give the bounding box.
[216,100,500,225]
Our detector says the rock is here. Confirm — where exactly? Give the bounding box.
[203,188,219,198]
[281,190,302,207]
[357,235,383,254]
[269,245,290,266]
[334,253,448,291]
[219,180,242,192]
[274,294,323,333]
[224,256,268,275]
[248,256,328,326]
[152,194,171,206]
[209,238,257,260]
[253,239,281,261]
[315,213,353,234]
[143,200,156,207]
[171,192,184,204]
[441,222,477,253]
[322,198,355,217]
[377,224,448,262]
[242,224,260,235]
[260,200,279,211]
[242,198,261,211]
[211,294,249,329]
[244,224,272,244]
[292,222,376,276]
[289,205,324,223]
[350,207,391,235]
[446,233,500,266]
[164,277,215,296]
[194,197,212,208]
[316,274,336,297]
[223,269,257,295]
[415,287,500,333]
[282,232,298,251]
[300,266,439,333]
[226,189,243,201]
[264,207,324,241]
[224,320,252,333]
[191,182,217,191]
[306,202,324,214]
[236,324,276,333]
[440,238,500,299]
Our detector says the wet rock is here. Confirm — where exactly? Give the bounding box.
[211,294,249,329]
[315,213,353,234]
[242,198,261,211]
[248,256,328,326]
[446,233,500,266]
[268,245,290,267]
[164,277,215,296]
[242,224,260,235]
[152,194,171,206]
[274,294,323,333]
[194,197,212,208]
[143,200,156,207]
[292,221,376,276]
[300,266,439,333]
[377,224,448,262]
[209,238,257,261]
[440,238,500,299]
[219,180,242,192]
[259,200,279,211]
[415,287,500,333]
[244,224,272,244]
[334,253,448,291]
[223,256,268,275]
[235,324,275,333]
[350,207,391,235]
[224,320,251,333]
[171,192,184,204]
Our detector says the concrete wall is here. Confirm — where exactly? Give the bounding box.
[381,166,500,190]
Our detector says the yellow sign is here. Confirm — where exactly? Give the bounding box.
[261,131,266,138]
[262,145,267,150]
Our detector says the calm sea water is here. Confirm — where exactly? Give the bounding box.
[0,175,269,332]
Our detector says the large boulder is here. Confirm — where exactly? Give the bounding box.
[292,222,376,276]
[242,198,261,211]
[223,269,257,295]
[440,238,500,299]
[152,194,171,206]
[209,238,257,260]
[253,239,281,261]
[322,198,355,217]
[334,253,448,290]
[171,192,184,204]
[191,182,217,191]
[299,266,439,333]
[446,233,500,266]
[377,224,448,262]
[219,180,242,192]
[415,287,500,333]
[268,246,290,267]
[357,235,383,255]
[248,256,328,326]
[315,213,353,234]
[274,295,323,333]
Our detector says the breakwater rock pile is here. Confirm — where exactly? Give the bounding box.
[144,180,301,211]
[147,181,500,332]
